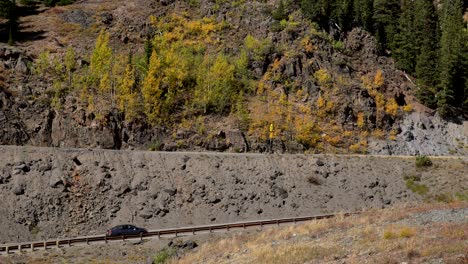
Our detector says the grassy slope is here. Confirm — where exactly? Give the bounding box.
[171,202,467,264]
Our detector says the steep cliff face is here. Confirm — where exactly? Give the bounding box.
[0,1,466,155]
[0,146,466,243]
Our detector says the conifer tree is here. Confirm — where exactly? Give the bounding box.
[373,0,400,52]
[393,0,416,73]
[0,0,17,44]
[462,24,468,112]
[335,0,354,32]
[438,0,464,116]
[144,36,153,68]
[414,0,439,107]
[353,0,374,32]
[300,0,333,29]
[272,0,288,21]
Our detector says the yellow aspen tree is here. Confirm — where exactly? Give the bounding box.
[116,63,140,121]
[99,72,111,94]
[90,30,112,88]
[142,50,163,123]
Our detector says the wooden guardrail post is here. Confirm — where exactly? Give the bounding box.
[31,243,34,252]
[105,236,107,244]
[86,238,89,245]
[43,241,46,250]
[209,227,212,233]
[175,230,178,237]
[140,232,143,242]
[243,223,246,229]
[277,220,280,226]
[56,240,60,248]
[157,231,160,239]
[6,246,9,254]
[192,229,195,235]
[68,240,71,247]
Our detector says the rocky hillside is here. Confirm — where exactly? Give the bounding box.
[0,145,466,243]
[0,0,466,155]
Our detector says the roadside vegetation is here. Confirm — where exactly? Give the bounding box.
[168,202,467,264]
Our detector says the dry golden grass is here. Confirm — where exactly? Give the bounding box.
[171,202,468,264]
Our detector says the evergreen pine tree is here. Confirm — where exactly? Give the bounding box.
[0,0,17,44]
[353,0,374,32]
[300,0,333,29]
[462,23,468,112]
[335,0,354,32]
[373,0,400,52]
[437,0,464,116]
[393,0,417,73]
[144,36,153,68]
[272,0,288,21]
[414,0,439,107]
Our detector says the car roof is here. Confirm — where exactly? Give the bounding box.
[111,224,137,230]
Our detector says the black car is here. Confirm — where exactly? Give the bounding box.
[106,225,148,237]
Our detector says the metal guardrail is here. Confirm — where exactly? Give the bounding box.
[0,212,359,254]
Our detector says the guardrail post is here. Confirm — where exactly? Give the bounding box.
[121,236,124,242]
[105,236,107,244]
[260,222,263,229]
[43,241,46,250]
[31,243,34,252]
[68,240,71,247]
[86,238,89,245]
[209,227,212,233]
[140,232,143,242]
[293,218,296,224]
[6,246,9,254]
[175,230,178,237]
[19,244,22,253]
[56,240,60,248]
[227,225,230,231]
[192,229,195,235]
[157,231,160,239]
[277,220,280,226]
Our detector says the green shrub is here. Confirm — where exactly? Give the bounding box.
[415,155,432,168]
[148,139,162,151]
[153,248,176,264]
[405,179,429,196]
[435,193,454,203]
[332,40,345,51]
